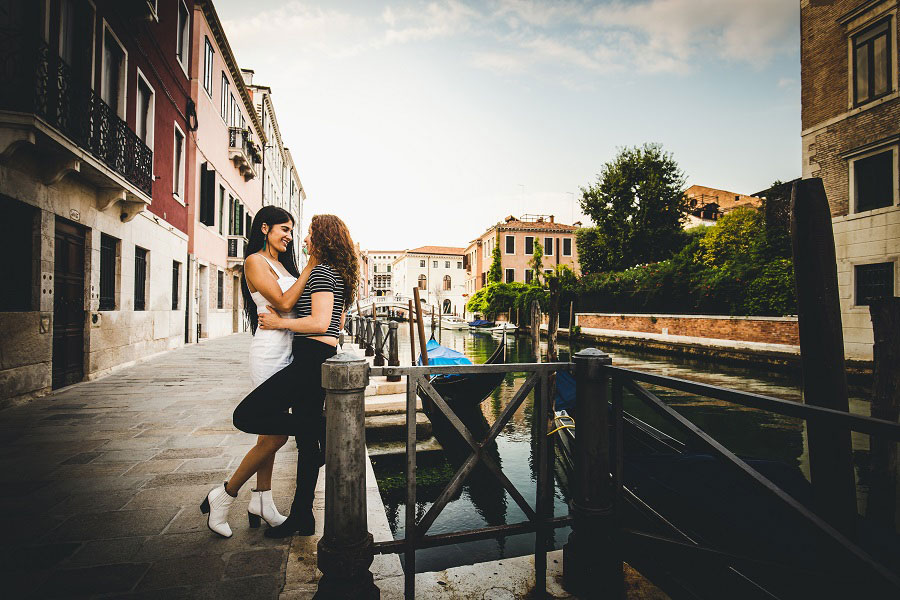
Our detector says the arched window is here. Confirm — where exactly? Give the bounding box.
[443,275,451,290]
[418,274,426,290]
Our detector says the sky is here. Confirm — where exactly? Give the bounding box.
[216,0,801,250]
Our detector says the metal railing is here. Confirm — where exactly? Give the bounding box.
[313,347,900,599]
[0,36,153,195]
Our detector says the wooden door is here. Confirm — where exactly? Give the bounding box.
[52,218,85,388]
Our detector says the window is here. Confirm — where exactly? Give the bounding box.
[505,235,515,254]
[218,186,225,234]
[99,234,118,310]
[217,271,224,309]
[544,237,553,256]
[387,265,391,273]
[420,259,426,268]
[544,269,553,276]
[172,261,180,310]
[525,269,533,284]
[373,265,377,273]
[505,268,515,283]
[443,275,451,290]
[418,274,427,290]
[856,262,895,305]
[445,261,450,268]
[203,37,214,96]
[176,0,189,72]
[525,236,534,255]
[457,261,462,269]
[853,148,895,212]
[433,260,438,268]
[563,238,572,256]
[230,93,238,127]
[220,73,230,119]
[0,197,35,311]
[59,0,76,64]
[199,163,216,226]
[173,125,185,200]
[227,195,234,235]
[853,19,892,106]
[134,247,148,311]
[135,71,154,146]
[101,26,126,118]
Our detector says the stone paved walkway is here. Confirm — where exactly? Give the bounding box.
[0,334,300,599]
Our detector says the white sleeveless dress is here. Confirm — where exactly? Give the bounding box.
[248,257,298,388]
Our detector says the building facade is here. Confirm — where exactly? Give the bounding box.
[464,215,580,295]
[392,247,466,314]
[684,184,762,228]
[366,250,404,296]
[187,0,264,341]
[801,0,900,360]
[0,0,195,402]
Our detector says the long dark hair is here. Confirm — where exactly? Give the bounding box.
[308,214,358,306]
[242,206,300,334]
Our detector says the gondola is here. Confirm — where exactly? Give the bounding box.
[551,370,900,599]
[417,335,506,408]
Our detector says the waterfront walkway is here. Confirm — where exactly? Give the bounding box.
[0,334,297,598]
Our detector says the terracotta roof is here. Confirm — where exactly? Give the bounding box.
[407,246,466,256]
[365,250,406,254]
[498,220,578,232]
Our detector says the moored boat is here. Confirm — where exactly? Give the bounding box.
[490,322,517,334]
[440,316,470,330]
[417,337,506,407]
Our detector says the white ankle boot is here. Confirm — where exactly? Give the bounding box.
[201,483,235,538]
[248,489,287,527]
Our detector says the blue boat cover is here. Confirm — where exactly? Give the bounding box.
[554,370,576,413]
[417,339,473,367]
[468,320,494,327]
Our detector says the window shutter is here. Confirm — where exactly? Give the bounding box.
[200,165,216,226]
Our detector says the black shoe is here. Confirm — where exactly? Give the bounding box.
[263,510,315,538]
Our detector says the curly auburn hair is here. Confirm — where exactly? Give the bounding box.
[309,214,358,305]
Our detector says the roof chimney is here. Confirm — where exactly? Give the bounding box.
[549,215,554,223]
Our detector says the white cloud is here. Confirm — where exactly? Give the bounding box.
[381,1,481,45]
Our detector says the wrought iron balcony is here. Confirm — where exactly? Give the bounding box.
[227,234,248,267]
[228,127,259,180]
[0,37,153,197]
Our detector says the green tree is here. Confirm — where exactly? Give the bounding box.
[577,143,689,272]
[488,232,502,283]
[465,282,524,319]
[529,237,544,284]
[698,207,762,269]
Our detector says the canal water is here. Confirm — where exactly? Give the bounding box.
[369,325,878,574]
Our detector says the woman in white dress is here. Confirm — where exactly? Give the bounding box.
[201,206,315,537]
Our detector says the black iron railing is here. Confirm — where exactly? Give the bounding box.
[0,37,152,195]
[228,127,260,166]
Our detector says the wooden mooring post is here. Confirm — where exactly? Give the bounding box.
[867,297,900,528]
[373,315,384,367]
[564,348,623,598]
[413,288,429,366]
[548,277,560,362]
[387,321,401,382]
[790,178,856,538]
[364,317,374,357]
[315,354,379,599]
[530,299,541,362]
[569,300,575,341]
[407,300,416,365]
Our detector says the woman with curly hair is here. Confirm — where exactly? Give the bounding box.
[201,215,358,539]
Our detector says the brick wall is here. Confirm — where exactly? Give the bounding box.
[576,313,800,345]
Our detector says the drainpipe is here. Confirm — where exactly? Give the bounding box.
[184,251,192,343]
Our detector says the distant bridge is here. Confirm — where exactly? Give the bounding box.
[348,294,415,317]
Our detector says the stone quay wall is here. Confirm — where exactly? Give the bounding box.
[575,313,800,346]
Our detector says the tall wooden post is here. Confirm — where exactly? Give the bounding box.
[548,278,560,362]
[530,299,541,363]
[373,315,384,367]
[430,306,436,339]
[569,301,575,341]
[564,348,622,597]
[387,321,401,382]
[867,298,900,528]
[407,300,417,366]
[364,318,374,357]
[315,354,379,599]
[413,288,429,366]
[790,178,856,537]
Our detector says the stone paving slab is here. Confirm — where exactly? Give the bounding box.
[0,334,298,599]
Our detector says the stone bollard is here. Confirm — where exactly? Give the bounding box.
[373,317,385,367]
[387,321,400,382]
[365,318,375,357]
[315,354,379,599]
[563,348,622,598]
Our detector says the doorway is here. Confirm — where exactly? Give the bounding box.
[232,275,240,332]
[52,217,86,388]
[198,264,209,338]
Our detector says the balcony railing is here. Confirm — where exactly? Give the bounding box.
[0,36,152,196]
[227,234,248,266]
[228,127,260,179]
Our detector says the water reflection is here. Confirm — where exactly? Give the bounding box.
[372,327,879,573]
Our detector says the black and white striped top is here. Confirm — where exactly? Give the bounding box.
[295,264,345,339]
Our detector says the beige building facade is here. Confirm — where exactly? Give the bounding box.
[464,215,580,295]
[801,0,900,361]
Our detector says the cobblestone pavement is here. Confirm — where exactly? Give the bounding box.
[0,334,300,599]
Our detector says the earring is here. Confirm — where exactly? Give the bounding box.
[263,239,267,251]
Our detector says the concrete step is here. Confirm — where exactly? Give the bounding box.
[367,436,443,458]
[364,378,407,397]
[365,412,431,443]
[365,392,421,416]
